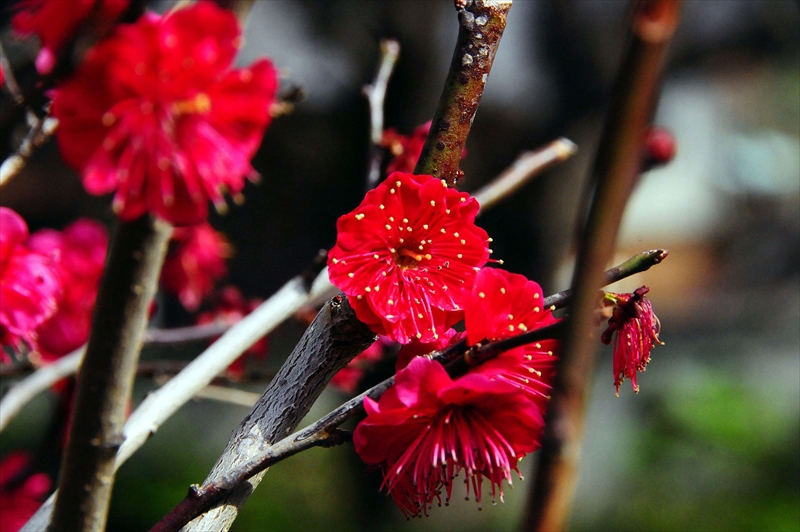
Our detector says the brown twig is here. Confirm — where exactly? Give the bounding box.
[49,215,172,532]
[0,109,59,187]
[364,39,401,190]
[525,2,682,531]
[472,138,577,210]
[414,0,513,186]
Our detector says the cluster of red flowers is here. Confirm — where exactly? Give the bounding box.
[13,0,279,226]
[328,173,561,515]
[0,209,108,364]
[329,171,662,515]
[2,0,275,376]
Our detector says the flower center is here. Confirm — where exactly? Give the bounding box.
[394,247,422,270]
[172,93,212,116]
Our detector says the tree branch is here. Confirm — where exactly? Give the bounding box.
[414,0,513,186]
[49,215,173,532]
[525,2,682,530]
[179,295,376,531]
[364,39,401,190]
[472,138,577,210]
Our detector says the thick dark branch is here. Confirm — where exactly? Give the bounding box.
[414,0,512,186]
[150,249,667,531]
[49,215,172,532]
[177,295,375,532]
[525,2,682,530]
[364,39,401,190]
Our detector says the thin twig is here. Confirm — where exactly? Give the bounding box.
[0,321,236,430]
[192,385,260,408]
[525,2,682,530]
[542,249,669,311]
[364,39,401,190]
[0,43,25,105]
[0,347,85,432]
[143,321,231,344]
[414,0,513,186]
[0,110,59,187]
[472,138,577,210]
[50,215,173,532]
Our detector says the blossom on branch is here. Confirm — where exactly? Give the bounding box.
[161,222,231,312]
[354,357,543,517]
[463,267,559,410]
[51,1,279,225]
[0,208,62,359]
[328,172,490,344]
[601,286,662,395]
[28,219,108,362]
[12,0,130,74]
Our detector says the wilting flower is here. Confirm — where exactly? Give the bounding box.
[52,2,279,224]
[161,222,230,312]
[463,267,559,410]
[354,357,542,517]
[601,286,662,395]
[0,208,62,359]
[27,219,108,361]
[196,286,267,379]
[328,172,490,344]
[12,0,130,74]
[0,451,52,532]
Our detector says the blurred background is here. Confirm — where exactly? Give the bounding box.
[1,1,798,530]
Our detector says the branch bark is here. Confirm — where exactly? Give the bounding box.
[414,0,513,186]
[525,2,682,530]
[179,295,375,531]
[49,215,172,532]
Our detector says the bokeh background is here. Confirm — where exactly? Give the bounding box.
[1,1,798,530]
